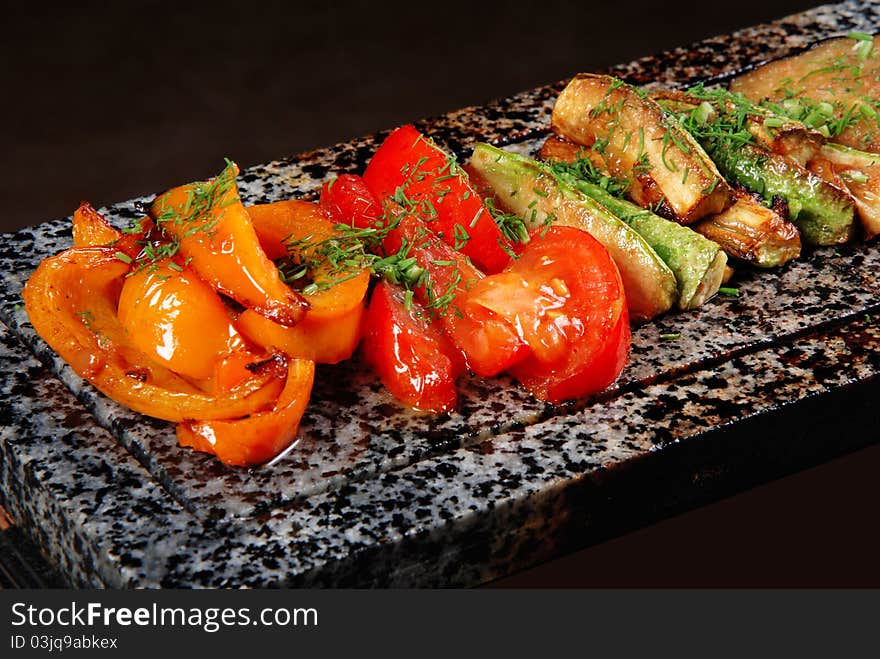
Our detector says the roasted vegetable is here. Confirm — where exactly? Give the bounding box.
[705,137,855,245]
[150,161,308,327]
[177,358,315,467]
[812,143,880,239]
[22,247,287,423]
[470,142,677,322]
[694,190,802,267]
[730,35,880,152]
[239,200,370,364]
[652,88,825,167]
[71,202,151,258]
[117,259,254,382]
[654,89,855,246]
[539,135,727,308]
[551,74,731,223]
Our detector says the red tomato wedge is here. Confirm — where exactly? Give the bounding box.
[465,226,630,403]
[319,173,529,377]
[362,125,511,274]
[362,281,464,414]
[385,214,529,377]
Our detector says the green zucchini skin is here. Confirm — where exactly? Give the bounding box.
[705,139,855,245]
[560,175,727,310]
[540,133,800,270]
[469,142,677,322]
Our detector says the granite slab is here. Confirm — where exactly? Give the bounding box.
[1,0,879,586]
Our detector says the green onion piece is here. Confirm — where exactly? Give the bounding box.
[763,116,786,129]
[848,31,873,41]
[841,170,869,184]
[856,39,874,60]
[115,251,132,264]
[718,286,740,296]
[781,98,804,119]
[693,101,713,126]
[659,332,681,341]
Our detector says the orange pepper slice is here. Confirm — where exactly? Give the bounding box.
[149,162,308,327]
[22,247,285,422]
[72,201,151,258]
[177,358,315,467]
[237,200,370,364]
[72,201,121,247]
[117,259,251,381]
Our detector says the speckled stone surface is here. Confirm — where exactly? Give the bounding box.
[1,1,879,587]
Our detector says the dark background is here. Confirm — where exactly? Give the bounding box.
[2,0,879,587]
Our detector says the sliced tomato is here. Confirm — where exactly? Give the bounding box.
[319,174,383,231]
[465,226,630,403]
[385,214,529,377]
[362,125,511,273]
[362,281,464,414]
[318,172,528,377]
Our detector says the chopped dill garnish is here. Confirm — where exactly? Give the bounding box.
[484,197,530,246]
[547,154,631,197]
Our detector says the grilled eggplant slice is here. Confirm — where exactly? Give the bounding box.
[730,35,880,153]
[813,143,880,239]
[652,89,825,167]
[694,190,802,267]
[539,136,727,309]
[470,142,677,322]
[551,74,732,223]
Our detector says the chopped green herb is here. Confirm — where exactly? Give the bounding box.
[856,39,874,61]
[840,169,869,184]
[659,332,681,340]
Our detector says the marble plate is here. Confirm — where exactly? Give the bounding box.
[1,0,879,587]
